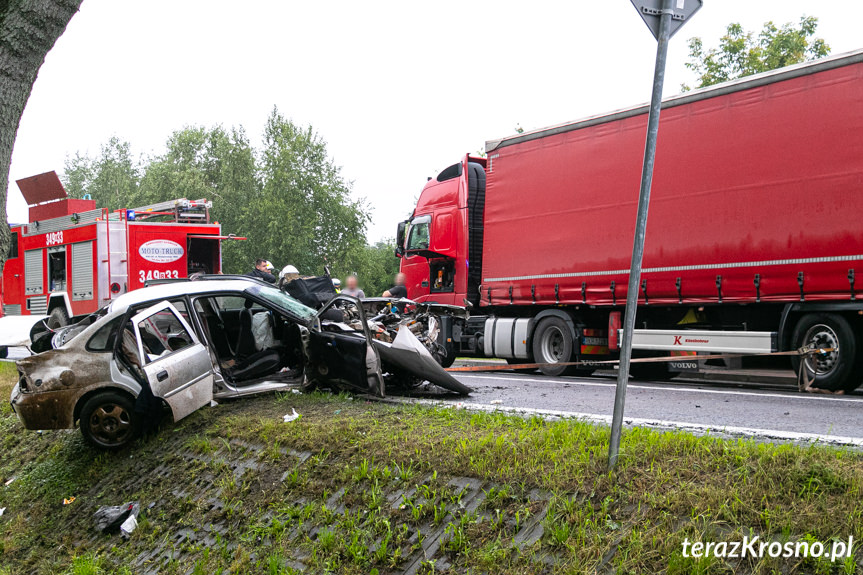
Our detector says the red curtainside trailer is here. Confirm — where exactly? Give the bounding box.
[396,49,863,392]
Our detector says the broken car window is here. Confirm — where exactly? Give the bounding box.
[86,316,123,352]
[170,298,190,321]
[214,296,247,312]
[247,285,317,323]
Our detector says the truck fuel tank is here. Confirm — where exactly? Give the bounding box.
[483,317,531,359]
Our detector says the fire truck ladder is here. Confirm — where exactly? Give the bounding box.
[99,217,130,302]
[128,198,212,223]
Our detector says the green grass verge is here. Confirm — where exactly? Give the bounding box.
[0,365,860,574]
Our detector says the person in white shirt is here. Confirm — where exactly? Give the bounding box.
[341,274,365,299]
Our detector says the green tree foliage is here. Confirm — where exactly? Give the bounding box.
[683,16,831,91]
[64,136,142,209]
[255,108,369,277]
[61,109,398,289]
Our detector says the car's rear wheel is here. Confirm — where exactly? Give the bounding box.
[0,346,7,359]
[79,391,141,450]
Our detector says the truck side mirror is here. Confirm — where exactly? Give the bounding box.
[395,221,407,257]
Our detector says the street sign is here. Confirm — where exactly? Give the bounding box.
[630,0,703,40]
[609,0,702,470]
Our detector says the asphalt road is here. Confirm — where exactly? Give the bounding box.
[405,370,863,447]
[7,344,862,446]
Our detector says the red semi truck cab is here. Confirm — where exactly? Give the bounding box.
[397,156,486,307]
[1,171,231,331]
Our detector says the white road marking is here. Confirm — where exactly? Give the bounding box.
[375,396,863,448]
[457,374,863,404]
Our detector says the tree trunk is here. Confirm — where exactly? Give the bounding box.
[0,0,82,288]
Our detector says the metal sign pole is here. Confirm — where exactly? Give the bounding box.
[608,0,676,469]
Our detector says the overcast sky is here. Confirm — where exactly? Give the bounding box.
[7,1,863,242]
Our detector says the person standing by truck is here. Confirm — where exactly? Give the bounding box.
[382,273,408,299]
[342,274,365,299]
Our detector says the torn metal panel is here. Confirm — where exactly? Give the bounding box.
[373,327,472,395]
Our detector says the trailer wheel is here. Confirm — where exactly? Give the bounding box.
[791,313,861,392]
[532,317,576,376]
[46,307,69,329]
[79,391,141,450]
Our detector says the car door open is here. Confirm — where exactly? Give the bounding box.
[131,301,214,421]
[309,295,384,395]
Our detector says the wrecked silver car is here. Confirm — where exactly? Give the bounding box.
[11,277,468,450]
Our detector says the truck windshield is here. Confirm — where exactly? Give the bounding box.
[406,215,431,251]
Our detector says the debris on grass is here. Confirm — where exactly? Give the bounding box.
[283,408,301,423]
[94,502,140,535]
[119,514,138,538]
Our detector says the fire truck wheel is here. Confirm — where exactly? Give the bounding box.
[46,307,69,329]
[79,391,141,450]
[791,313,861,392]
[532,317,577,376]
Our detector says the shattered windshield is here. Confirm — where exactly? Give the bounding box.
[247,284,317,323]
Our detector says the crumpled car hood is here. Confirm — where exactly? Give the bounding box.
[372,327,471,395]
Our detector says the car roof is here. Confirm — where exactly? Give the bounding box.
[107,279,262,313]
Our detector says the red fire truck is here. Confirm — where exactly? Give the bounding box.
[1,171,233,353]
[397,49,863,392]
